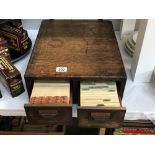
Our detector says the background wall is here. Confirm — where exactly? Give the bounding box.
[22,19,42,30]
[22,19,122,31]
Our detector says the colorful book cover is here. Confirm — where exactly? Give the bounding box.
[113,127,155,135]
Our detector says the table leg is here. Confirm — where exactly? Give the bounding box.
[99,128,106,135]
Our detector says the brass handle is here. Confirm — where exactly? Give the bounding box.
[91,112,111,122]
[39,110,58,120]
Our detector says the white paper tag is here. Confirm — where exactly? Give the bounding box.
[56,67,67,72]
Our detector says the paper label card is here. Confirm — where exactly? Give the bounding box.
[56,67,67,72]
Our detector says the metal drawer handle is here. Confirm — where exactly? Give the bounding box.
[38,110,58,120]
[91,112,111,122]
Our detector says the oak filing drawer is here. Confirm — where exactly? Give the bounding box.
[24,20,127,130]
[24,81,72,125]
[78,81,126,128]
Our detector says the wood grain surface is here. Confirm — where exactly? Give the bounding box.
[25,20,126,80]
[78,106,126,128]
[24,20,127,128]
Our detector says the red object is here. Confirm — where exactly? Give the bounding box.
[120,128,154,134]
[30,96,69,104]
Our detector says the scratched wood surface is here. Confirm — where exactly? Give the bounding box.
[25,20,126,80]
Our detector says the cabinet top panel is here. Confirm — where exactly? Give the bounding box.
[25,20,126,80]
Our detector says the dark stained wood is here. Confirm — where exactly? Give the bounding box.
[25,19,126,98]
[25,77,73,125]
[116,79,127,100]
[25,104,72,125]
[25,20,126,80]
[24,20,127,129]
[123,120,155,128]
[0,131,64,135]
[78,106,126,128]
[25,77,34,97]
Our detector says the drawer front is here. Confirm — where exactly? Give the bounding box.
[78,107,126,128]
[25,104,72,125]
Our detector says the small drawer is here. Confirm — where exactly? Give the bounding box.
[78,81,126,128]
[78,107,126,128]
[24,81,72,125]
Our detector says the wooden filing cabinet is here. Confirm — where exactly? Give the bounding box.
[24,20,127,129]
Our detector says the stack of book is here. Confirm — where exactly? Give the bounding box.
[0,36,11,60]
[113,127,155,135]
